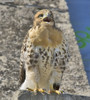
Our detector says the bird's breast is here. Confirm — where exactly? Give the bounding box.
[29,26,62,48]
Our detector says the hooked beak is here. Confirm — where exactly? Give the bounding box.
[43,13,52,22]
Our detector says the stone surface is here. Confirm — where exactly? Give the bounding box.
[0,0,90,100]
[13,91,90,100]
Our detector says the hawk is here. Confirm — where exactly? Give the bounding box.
[19,9,69,94]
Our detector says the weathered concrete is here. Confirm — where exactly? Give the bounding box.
[13,91,90,100]
[0,0,90,100]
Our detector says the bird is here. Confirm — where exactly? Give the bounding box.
[19,9,69,94]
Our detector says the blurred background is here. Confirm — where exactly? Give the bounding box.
[66,0,90,83]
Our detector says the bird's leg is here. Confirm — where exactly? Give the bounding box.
[48,84,54,94]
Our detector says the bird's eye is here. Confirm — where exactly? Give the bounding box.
[38,14,43,18]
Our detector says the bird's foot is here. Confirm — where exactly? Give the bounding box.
[27,88,37,94]
[54,90,63,94]
[37,88,45,93]
[27,88,34,91]
[27,88,45,94]
[48,90,63,94]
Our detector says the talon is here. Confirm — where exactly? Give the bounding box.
[55,90,64,94]
[38,88,45,93]
[27,88,34,91]
[48,90,63,94]
[54,90,61,94]
[27,88,37,95]
[27,88,37,93]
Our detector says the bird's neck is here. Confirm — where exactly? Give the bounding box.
[28,25,62,48]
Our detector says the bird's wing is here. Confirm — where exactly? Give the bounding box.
[53,33,70,72]
[19,32,29,84]
[59,38,69,67]
[52,35,70,84]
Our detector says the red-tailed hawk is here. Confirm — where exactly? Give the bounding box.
[19,9,69,94]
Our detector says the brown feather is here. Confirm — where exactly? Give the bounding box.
[28,25,62,48]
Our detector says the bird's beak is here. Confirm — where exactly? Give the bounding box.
[43,13,51,22]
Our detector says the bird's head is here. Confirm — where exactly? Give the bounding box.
[33,9,55,27]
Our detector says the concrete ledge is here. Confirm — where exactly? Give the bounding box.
[13,91,90,100]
